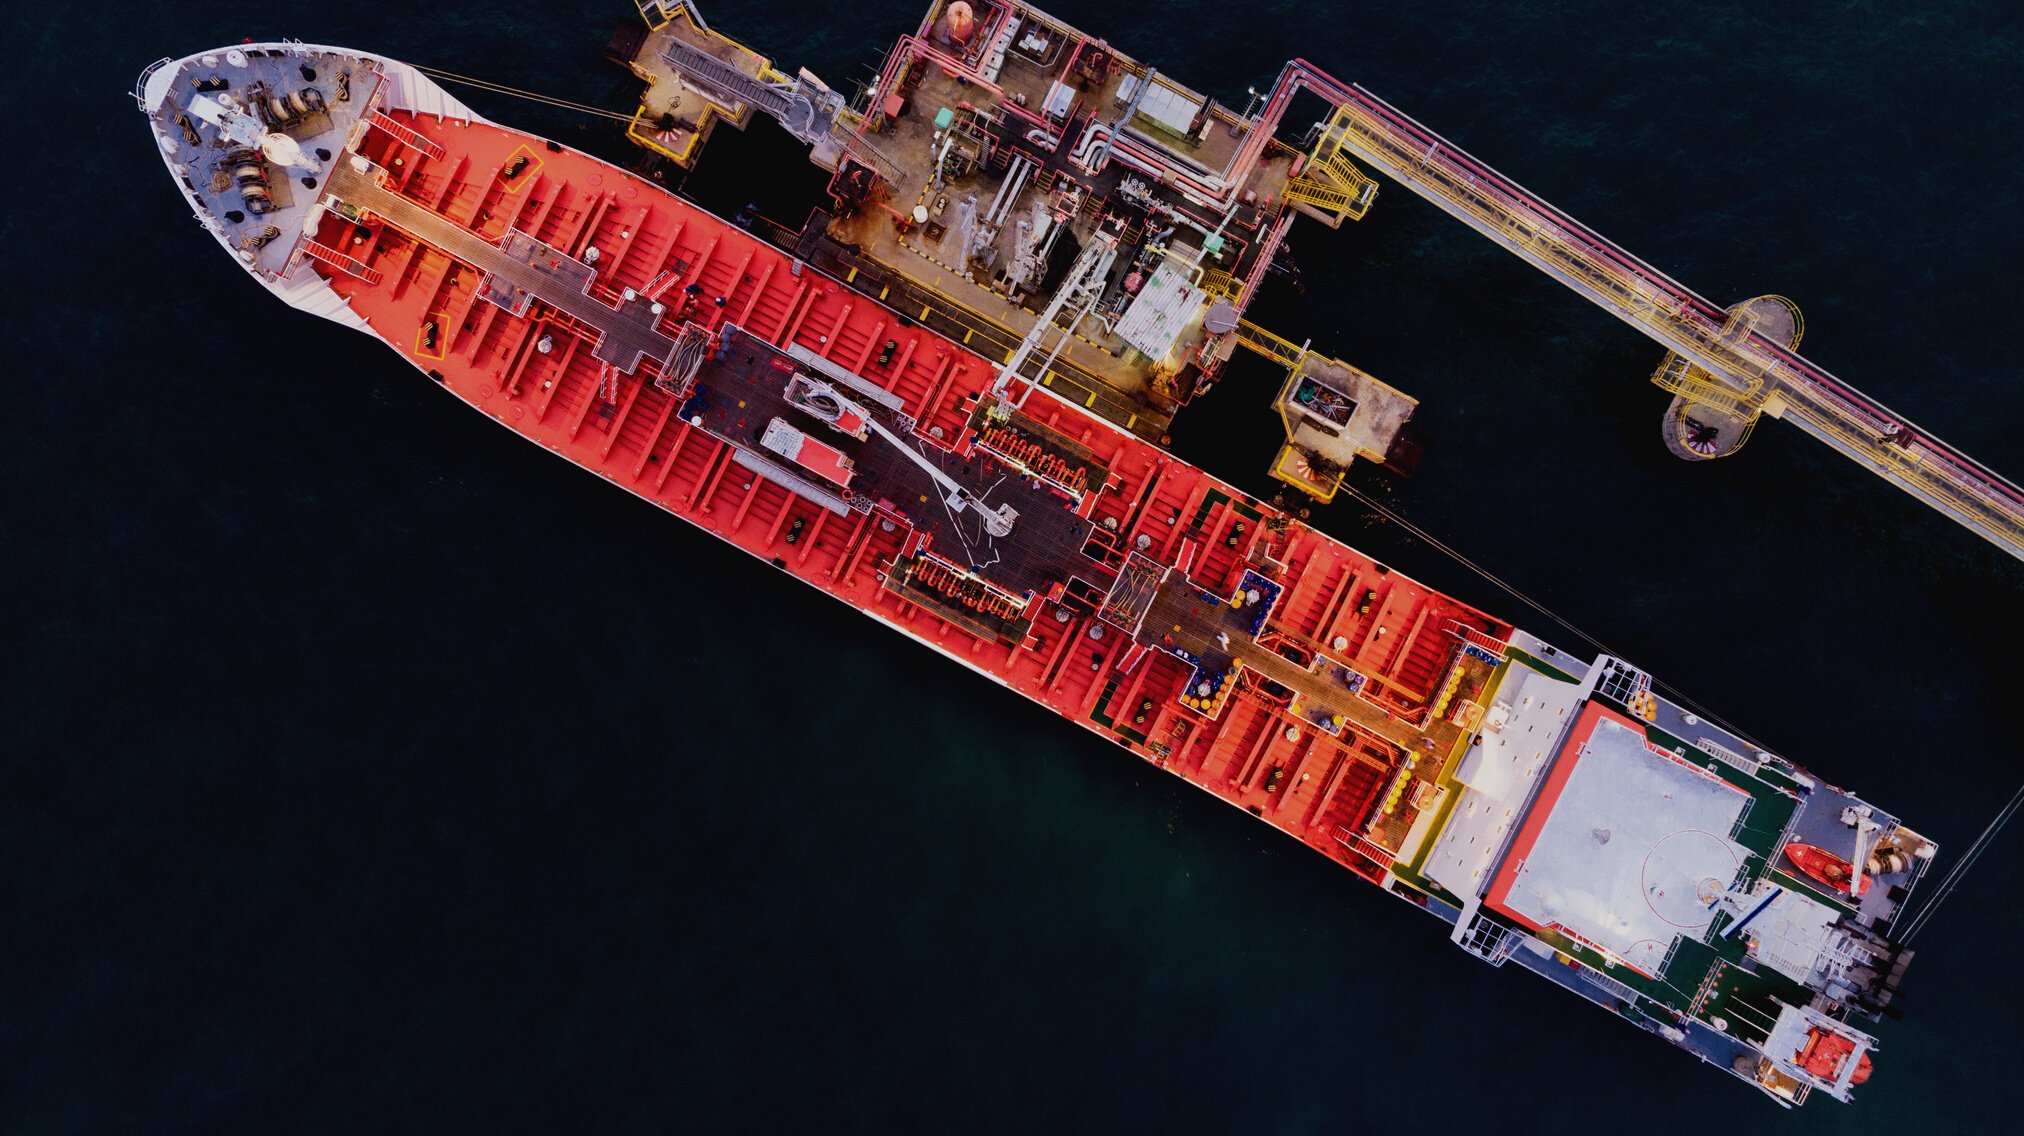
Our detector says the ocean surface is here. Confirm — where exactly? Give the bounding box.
[5,1,2021,1131]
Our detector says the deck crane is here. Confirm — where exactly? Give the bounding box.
[989,224,1121,408]
[1845,805,1883,900]
[805,374,1020,537]
[783,346,1021,537]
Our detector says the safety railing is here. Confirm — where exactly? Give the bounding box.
[1304,107,1381,222]
[134,57,172,111]
[367,110,447,162]
[1235,320,1306,368]
[1306,83,2024,561]
[1282,179,1359,216]
[1445,620,1510,660]
[300,240,385,285]
[1776,384,2024,550]
[1197,268,1244,302]
[1649,354,1759,418]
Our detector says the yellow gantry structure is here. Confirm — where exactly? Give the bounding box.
[615,3,2023,562]
[1283,105,1383,227]
[1287,76,2024,561]
[1236,320,1308,370]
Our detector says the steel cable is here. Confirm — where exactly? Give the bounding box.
[1329,480,1750,742]
[413,65,641,125]
[1901,781,2024,943]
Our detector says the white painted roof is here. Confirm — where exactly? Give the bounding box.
[1114,263,1203,362]
[1424,667,1581,901]
[1500,715,1751,974]
[1117,73,1204,134]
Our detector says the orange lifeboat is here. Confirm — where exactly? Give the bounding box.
[1783,842,1873,897]
[1796,1027,1874,1086]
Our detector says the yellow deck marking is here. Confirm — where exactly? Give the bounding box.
[496,144,544,194]
[413,314,447,360]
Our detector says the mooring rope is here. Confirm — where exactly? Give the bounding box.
[1328,479,1747,740]
[414,65,641,125]
[414,57,2021,942]
[1336,478,2020,943]
[1900,780,2024,942]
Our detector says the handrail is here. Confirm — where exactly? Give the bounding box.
[134,56,172,111]
[1262,72,2024,558]
[833,18,2023,557]
[1235,320,1305,367]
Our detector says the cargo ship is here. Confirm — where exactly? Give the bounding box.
[136,4,1936,1107]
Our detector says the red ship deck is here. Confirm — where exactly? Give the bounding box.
[310,108,1511,879]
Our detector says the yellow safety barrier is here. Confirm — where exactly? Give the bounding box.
[1235,320,1306,368]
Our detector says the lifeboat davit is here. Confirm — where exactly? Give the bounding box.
[1784,842,1872,896]
[1796,1027,1874,1086]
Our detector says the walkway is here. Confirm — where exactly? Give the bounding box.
[1247,63,2024,562]
[1144,576,1446,754]
[327,157,677,373]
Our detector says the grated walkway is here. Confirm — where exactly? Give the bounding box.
[327,157,676,373]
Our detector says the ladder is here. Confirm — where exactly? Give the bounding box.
[1234,320,1306,368]
[300,239,385,285]
[642,268,679,302]
[366,110,447,162]
[1283,106,1382,226]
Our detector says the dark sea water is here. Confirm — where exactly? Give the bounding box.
[6,1,2021,1131]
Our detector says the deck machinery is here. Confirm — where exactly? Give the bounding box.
[616,0,2024,555]
[615,0,1422,501]
[141,6,1939,1108]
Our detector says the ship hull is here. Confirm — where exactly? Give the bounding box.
[139,40,1928,1107]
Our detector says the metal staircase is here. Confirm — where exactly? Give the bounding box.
[365,110,446,162]
[659,36,834,144]
[1282,106,1382,226]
